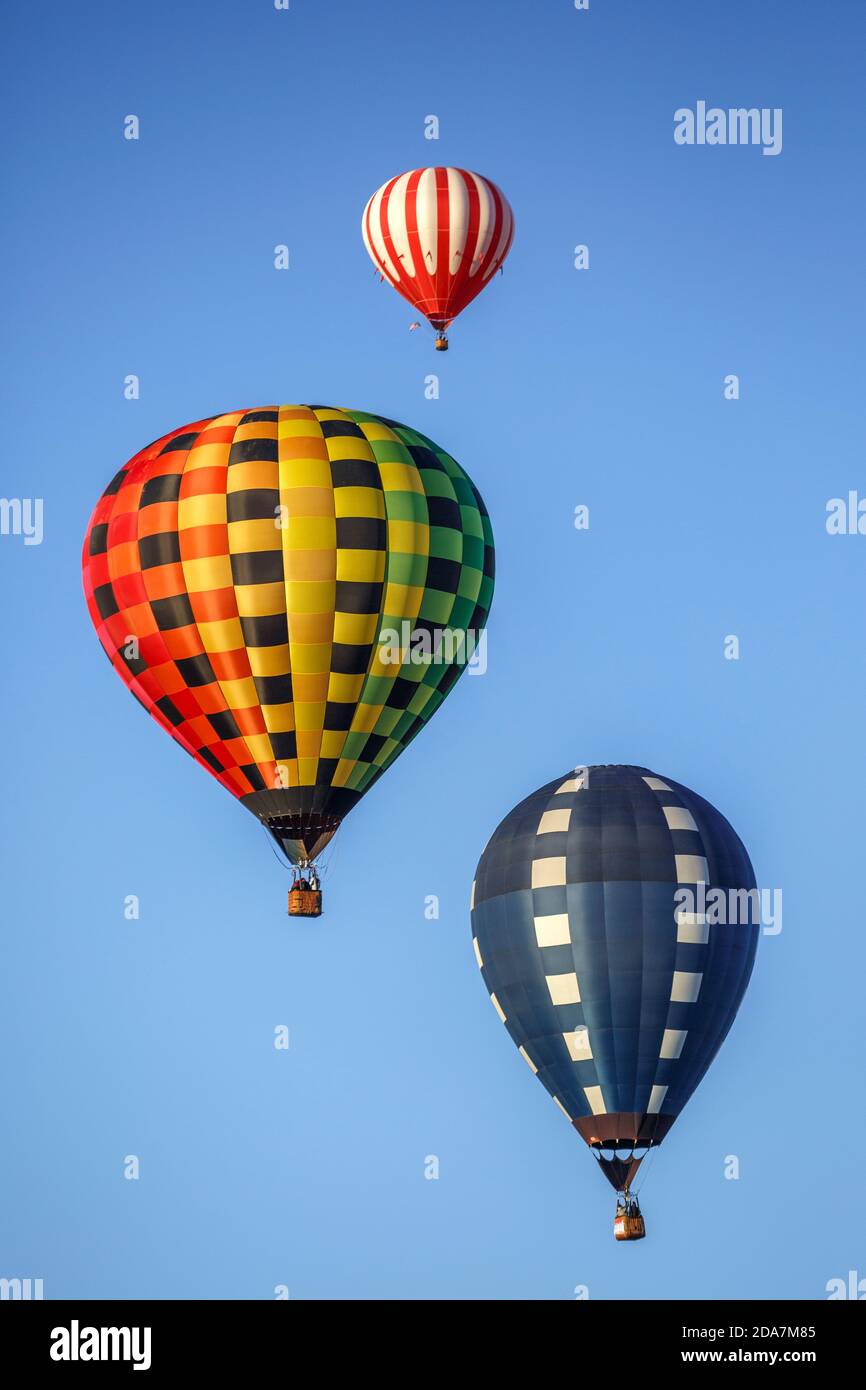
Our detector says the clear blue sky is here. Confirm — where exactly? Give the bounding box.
[1,0,864,1299]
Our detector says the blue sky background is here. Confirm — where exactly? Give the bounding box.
[1,0,864,1299]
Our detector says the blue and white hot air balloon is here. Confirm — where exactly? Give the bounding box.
[470,764,759,1241]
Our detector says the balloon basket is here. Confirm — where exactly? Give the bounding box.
[613,1212,645,1241]
[613,1194,645,1242]
[288,888,322,918]
[434,336,449,351]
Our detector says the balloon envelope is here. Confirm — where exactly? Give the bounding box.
[470,765,758,1189]
[362,167,514,335]
[83,406,494,864]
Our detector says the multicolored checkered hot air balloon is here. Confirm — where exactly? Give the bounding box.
[470,765,759,1239]
[82,406,494,916]
[362,167,515,351]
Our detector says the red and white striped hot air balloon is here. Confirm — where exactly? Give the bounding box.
[362,167,515,351]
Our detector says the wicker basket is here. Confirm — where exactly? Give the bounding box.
[288,889,322,918]
[614,1212,646,1242]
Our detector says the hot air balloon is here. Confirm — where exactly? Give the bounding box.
[362,167,515,351]
[470,764,758,1240]
[83,406,494,916]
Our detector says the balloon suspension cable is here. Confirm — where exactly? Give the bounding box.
[263,824,292,872]
[261,825,334,880]
[315,836,338,883]
[631,1140,660,1197]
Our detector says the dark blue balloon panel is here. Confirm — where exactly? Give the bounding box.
[471,766,758,1149]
